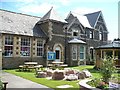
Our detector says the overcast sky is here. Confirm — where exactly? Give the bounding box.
[0,0,119,40]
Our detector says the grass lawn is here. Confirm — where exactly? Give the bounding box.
[4,65,101,90]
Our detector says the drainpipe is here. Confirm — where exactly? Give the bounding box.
[0,33,2,76]
[64,27,67,64]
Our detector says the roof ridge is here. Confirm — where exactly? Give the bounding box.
[0,9,41,18]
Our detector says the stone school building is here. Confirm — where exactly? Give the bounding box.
[0,8,108,68]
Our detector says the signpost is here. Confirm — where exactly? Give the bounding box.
[47,52,56,60]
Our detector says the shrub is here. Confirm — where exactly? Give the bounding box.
[100,56,116,83]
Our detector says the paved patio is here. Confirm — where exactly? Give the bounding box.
[1,71,54,90]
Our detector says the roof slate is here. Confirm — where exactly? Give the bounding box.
[84,11,101,28]
[95,41,120,49]
[69,38,86,44]
[0,9,46,37]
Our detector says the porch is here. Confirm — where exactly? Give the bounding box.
[95,40,120,68]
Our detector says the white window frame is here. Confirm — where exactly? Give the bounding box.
[72,45,77,60]
[80,46,85,60]
[20,37,30,57]
[37,39,44,57]
[4,35,13,57]
[99,25,103,40]
[99,31,102,40]
[90,31,94,39]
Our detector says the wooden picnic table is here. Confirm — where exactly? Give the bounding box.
[19,62,43,71]
[24,62,38,66]
[52,61,64,67]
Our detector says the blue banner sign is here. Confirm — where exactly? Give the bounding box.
[47,52,56,60]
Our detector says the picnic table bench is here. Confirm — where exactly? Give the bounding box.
[19,62,43,71]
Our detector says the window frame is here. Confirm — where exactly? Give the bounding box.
[99,25,103,40]
[72,29,79,37]
[36,39,44,57]
[72,45,77,60]
[90,30,94,39]
[80,46,85,60]
[20,37,31,57]
[4,35,13,57]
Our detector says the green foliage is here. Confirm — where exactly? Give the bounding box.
[0,80,3,90]
[100,56,116,83]
[87,78,101,87]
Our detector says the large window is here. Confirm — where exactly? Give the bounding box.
[80,46,85,59]
[20,37,30,56]
[72,45,77,60]
[4,35,13,56]
[37,39,44,56]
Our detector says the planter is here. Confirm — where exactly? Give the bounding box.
[79,79,120,90]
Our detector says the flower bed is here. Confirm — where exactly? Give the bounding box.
[79,78,120,90]
[79,79,101,90]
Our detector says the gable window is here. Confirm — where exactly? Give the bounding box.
[4,35,13,56]
[20,37,30,56]
[72,45,77,60]
[72,29,78,37]
[90,31,94,39]
[80,46,85,59]
[37,39,44,56]
[99,25,103,40]
[73,32,78,36]
[99,31,102,40]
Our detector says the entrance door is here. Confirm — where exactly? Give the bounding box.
[55,46,61,62]
[56,50,60,59]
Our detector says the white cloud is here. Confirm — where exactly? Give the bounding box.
[57,0,71,5]
[70,0,119,3]
[19,3,58,15]
[72,7,101,15]
[0,0,34,2]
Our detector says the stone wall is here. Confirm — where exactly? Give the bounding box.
[2,57,45,69]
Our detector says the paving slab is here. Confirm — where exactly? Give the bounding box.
[1,72,54,90]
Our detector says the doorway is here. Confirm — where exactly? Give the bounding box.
[54,46,61,62]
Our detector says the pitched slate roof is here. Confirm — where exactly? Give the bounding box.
[0,9,46,37]
[95,41,120,49]
[39,7,67,23]
[84,11,101,28]
[70,12,92,28]
[69,38,86,44]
